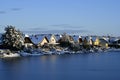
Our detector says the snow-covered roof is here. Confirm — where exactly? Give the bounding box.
[72,35,79,42]
[29,34,46,45]
[55,34,61,41]
[25,34,29,37]
[81,36,97,42]
[109,37,117,42]
[44,34,52,41]
[99,38,108,43]
[103,37,109,42]
[91,36,97,42]
[82,36,89,41]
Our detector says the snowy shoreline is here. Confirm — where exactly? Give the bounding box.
[1,48,120,58]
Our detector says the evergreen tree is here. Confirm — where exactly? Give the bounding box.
[2,25,24,50]
[58,33,72,47]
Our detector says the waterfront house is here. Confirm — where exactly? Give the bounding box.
[46,34,59,45]
[72,35,84,45]
[30,34,49,47]
[24,34,49,47]
[78,36,83,44]
[69,35,74,43]
[24,34,34,48]
[83,37,88,45]
[88,36,94,46]
[94,37,108,48]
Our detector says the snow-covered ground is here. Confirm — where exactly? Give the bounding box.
[0,48,120,58]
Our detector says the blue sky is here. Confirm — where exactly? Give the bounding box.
[0,0,120,36]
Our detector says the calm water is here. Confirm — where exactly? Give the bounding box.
[0,52,120,80]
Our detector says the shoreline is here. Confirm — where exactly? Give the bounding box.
[1,48,120,58]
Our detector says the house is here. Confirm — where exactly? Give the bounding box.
[24,34,34,48]
[30,34,49,47]
[46,34,59,45]
[78,36,83,44]
[72,35,83,45]
[24,34,49,47]
[88,36,94,46]
[69,35,74,43]
[83,37,88,45]
[94,37,108,48]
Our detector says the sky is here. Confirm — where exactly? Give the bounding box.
[0,0,120,36]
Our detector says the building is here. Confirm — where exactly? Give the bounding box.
[24,34,34,48]
[24,34,49,47]
[46,34,59,45]
[94,37,108,48]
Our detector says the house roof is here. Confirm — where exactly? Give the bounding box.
[29,34,48,45]
[43,34,52,41]
[91,36,97,42]
[25,34,29,37]
[99,38,108,43]
[55,34,61,41]
[108,37,118,43]
[72,35,79,42]
[24,37,33,44]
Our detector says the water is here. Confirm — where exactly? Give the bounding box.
[0,52,120,80]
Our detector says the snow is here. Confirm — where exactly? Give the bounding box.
[3,53,20,58]
[55,34,61,41]
[72,35,79,42]
[44,34,52,41]
[25,34,29,37]
[30,34,45,45]
[91,36,97,42]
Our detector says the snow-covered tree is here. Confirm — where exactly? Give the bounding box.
[2,25,24,50]
[58,33,73,47]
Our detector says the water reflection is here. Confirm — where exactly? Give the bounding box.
[0,52,120,80]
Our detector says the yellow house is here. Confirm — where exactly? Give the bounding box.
[94,37,99,46]
[94,37,108,48]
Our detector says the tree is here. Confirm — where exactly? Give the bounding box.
[58,33,72,47]
[2,25,24,50]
